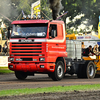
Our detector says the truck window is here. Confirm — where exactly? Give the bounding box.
[49,25,57,38]
[11,24,48,38]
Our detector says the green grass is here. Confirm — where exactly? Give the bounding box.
[0,67,13,74]
[0,84,100,97]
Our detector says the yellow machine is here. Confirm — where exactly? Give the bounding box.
[66,33,76,40]
[66,31,100,78]
[66,33,100,78]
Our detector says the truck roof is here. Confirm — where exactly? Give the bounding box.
[11,20,64,25]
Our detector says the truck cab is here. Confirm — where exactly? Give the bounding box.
[8,20,67,81]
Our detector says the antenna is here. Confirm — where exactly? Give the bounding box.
[56,11,68,20]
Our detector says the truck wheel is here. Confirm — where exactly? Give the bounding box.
[85,61,96,79]
[77,61,95,79]
[15,71,27,80]
[51,61,64,81]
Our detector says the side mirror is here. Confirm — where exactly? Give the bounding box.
[7,27,10,39]
[51,30,56,38]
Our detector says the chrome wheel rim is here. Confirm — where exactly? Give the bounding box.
[89,65,94,77]
[57,65,63,78]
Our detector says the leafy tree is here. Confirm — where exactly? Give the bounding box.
[1,0,100,32]
[61,0,100,31]
[41,0,52,20]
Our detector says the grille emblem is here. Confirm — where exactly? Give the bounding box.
[19,39,34,42]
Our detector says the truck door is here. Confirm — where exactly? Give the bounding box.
[48,24,59,62]
[57,24,66,55]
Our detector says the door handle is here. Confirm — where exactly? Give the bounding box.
[56,44,59,45]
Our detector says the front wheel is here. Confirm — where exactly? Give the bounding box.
[15,71,27,80]
[51,61,64,81]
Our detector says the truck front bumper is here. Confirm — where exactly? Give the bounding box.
[8,62,55,73]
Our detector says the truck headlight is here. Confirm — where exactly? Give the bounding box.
[9,65,13,68]
[9,58,14,61]
[39,58,45,61]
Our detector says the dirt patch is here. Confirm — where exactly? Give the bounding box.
[1,90,100,100]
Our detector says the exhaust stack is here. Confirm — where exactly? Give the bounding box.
[49,0,63,20]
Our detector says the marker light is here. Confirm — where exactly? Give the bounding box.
[9,58,14,61]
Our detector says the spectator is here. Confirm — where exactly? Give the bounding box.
[82,42,85,49]
[0,45,2,54]
[93,44,99,55]
[82,42,85,52]
[99,45,100,51]
[5,40,8,47]
[0,45,2,52]
[2,44,7,55]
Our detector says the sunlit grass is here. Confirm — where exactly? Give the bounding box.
[0,67,13,74]
[0,84,100,97]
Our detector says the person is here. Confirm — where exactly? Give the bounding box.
[82,42,85,52]
[0,45,2,54]
[5,40,8,47]
[49,26,52,39]
[93,44,99,55]
[82,45,95,56]
[2,44,7,55]
[99,45,100,51]
[82,42,85,49]
[49,26,57,39]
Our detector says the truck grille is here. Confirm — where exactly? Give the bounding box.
[11,42,42,56]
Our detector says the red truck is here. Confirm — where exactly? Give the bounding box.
[8,19,96,81]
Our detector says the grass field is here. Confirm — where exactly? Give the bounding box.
[0,84,100,97]
[0,67,13,74]
[0,67,100,97]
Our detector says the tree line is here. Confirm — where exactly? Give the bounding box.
[0,0,100,32]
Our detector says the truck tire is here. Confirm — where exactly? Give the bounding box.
[77,61,95,79]
[84,61,96,79]
[51,61,64,81]
[15,71,27,80]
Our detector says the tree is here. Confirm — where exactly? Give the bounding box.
[41,0,52,20]
[61,0,100,31]
[1,0,100,32]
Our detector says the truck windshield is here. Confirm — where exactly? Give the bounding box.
[11,24,47,38]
